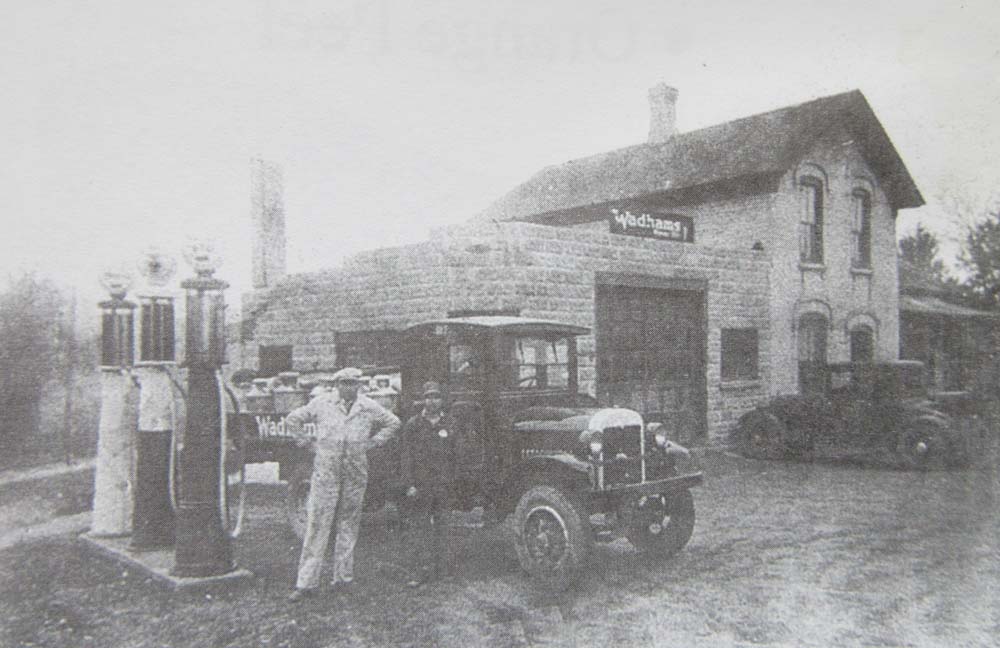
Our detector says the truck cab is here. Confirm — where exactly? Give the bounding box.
[395,316,703,587]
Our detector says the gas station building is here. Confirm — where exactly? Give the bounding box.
[236,87,924,444]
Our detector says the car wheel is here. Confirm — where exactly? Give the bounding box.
[626,489,695,557]
[896,422,949,470]
[285,462,311,540]
[512,485,591,590]
[740,411,787,460]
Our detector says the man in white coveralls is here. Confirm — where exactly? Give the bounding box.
[285,367,400,601]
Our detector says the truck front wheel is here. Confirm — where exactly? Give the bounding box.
[512,485,591,590]
[626,489,695,557]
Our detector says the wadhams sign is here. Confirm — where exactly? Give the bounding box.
[609,208,694,243]
[243,414,318,440]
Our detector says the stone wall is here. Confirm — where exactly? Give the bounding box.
[238,221,770,443]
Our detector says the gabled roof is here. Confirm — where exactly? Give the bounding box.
[478,90,923,224]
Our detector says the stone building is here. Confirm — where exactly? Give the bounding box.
[235,86,924,444]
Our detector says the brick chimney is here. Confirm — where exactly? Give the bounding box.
[648,83,679,144]
[250,158,286,289]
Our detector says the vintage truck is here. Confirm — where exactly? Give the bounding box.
[231,316,703,587]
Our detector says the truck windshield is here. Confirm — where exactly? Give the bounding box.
[500,335,570,391]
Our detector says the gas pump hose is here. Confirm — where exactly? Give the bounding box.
[216,370,246,538]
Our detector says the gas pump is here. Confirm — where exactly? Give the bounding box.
[171,241,237,577]
[131,250,178,550]
[91,271,137,537]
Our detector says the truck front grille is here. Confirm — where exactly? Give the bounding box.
[599,425,644,488]
[601,425,642,459]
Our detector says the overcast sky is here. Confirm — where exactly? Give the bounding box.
[3,0,999,316]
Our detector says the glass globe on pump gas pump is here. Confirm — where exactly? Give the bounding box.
[172,240,236,577]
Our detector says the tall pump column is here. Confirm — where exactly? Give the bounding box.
[172,242,235,577]
[91,272,137,537]
[131,250,179,549]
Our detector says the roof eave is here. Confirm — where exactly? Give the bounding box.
[511,172,784,225]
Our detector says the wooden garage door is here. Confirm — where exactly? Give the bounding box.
[596,284,706,443]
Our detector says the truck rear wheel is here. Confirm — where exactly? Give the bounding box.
[285,462,391,540]
[626,489,695,557]
[285,463,311,540]
[512,485,591,590]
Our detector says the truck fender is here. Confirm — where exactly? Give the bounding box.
[498,453,591,516]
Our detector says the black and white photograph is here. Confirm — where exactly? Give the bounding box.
[1,1,999,646]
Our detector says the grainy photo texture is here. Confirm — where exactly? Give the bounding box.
[1,1,999,647]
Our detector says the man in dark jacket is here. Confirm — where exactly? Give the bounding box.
[401,381,457,585]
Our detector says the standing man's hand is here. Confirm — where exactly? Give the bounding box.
[406,486,418,498]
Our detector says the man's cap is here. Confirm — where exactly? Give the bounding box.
[331,367,364,383]
[422,381,443,397]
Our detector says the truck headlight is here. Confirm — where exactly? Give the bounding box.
[654,432,668,448]
[589,440,603,455]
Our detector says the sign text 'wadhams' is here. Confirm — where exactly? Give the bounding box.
[252,415,317,439]
[609,208,694,243]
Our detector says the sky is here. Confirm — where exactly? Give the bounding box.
[3,0,1000,322]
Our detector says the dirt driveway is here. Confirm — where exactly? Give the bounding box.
[1,450,998,647]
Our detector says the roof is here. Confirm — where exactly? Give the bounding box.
[900,295,1000,320]
[478,90,923,224]
[405,316,590,336]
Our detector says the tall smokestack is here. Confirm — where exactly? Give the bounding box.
[648,83,679,144]
[250,158,286,289]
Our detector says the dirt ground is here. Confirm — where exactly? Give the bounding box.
[1,450,998,648]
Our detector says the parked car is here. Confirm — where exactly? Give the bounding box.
[254,316,703,588]
[734,360,977,469]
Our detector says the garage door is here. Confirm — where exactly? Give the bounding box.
[596,284,706,443]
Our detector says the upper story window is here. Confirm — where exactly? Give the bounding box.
[798,177,824,263]
[851,189,872,269]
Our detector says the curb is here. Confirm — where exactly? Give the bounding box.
[0,512,92,551]
[79,534,255,593]
[0,459,96,487]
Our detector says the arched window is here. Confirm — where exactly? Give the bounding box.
[850,325,874,363]
[851,189,872,268]
[799,177,824,263]
[798,313,828,394]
